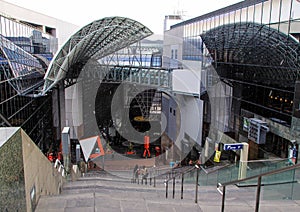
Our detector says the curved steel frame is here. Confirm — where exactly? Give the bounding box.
[42,16,153,94]
[201,22,300,87]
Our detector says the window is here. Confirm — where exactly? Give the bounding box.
[182,36,203,61]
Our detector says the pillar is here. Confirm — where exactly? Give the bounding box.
[238,142,249,180]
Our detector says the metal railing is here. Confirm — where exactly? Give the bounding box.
[164,166,199,202]
[131,165,171,187]
[184,158,288,186]
[131,165,195,190]
[217,163,300,212]
[54,159,67,177]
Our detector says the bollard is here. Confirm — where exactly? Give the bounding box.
[173,177,175,199]
[165,181,168,199]
[195,167,199,203]
[181,173,184,199]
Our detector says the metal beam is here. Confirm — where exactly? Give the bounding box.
[0,113,12,127]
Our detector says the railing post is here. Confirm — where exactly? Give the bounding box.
[181,173,184,199]
[216,162,300,212]
[255,176,262,212]
[165,181,168,199]
[154,176,156,187]
[173,177,175,199]
[221,186,226,212]
[195,167,199,203]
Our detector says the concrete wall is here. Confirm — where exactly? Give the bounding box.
[0,127,64,211]
[163,25,183,68]
[176,94,203,147]
[65,82,84,140]
[0,128,26,211]
[21,129,64,212]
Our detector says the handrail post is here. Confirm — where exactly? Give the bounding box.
[173,177,175,199]
[221,186,226,212]
[195,167,199,203]
[154,176,156,187]
[165,181,168,199]
[217,163,300,212]
[181,173,184,199]
[255,176,262,212]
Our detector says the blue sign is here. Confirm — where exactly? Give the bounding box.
[224,143,244,151]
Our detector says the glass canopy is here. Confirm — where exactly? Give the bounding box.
[201,22,300,87]
[42,16,153,94]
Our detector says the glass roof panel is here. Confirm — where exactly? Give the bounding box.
[201,22,300,86]
[43,17,152,94]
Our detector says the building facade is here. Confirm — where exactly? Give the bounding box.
[163,0,300,162]
[0,0,79,152]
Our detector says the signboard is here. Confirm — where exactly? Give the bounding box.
[224,143,244,151]
[62,127,70,154]
[248,118,269,144]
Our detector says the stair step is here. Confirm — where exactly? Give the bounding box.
[35,172,300,212]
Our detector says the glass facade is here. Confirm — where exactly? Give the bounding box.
[0,14,56,151]
[165,0,300,160]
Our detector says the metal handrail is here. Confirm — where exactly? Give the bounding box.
[131,165,179,186]
[217,163,300,212]
[164,165,199,202]
[54,159,67,177]
[200,163,231,174]
[164,166,195,183]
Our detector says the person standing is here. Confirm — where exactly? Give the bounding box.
[133,164,138,183]
[143,132,151,158]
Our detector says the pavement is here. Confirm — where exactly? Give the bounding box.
[35,169,300,212]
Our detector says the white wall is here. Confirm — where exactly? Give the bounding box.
[65,82,83,139]
[175,94,203,147]
[172,59,202,96]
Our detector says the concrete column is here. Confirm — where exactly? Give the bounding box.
[238,142,249,180]
[52,82,66,141]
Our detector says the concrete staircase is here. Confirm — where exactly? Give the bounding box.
[35,170,300,212]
